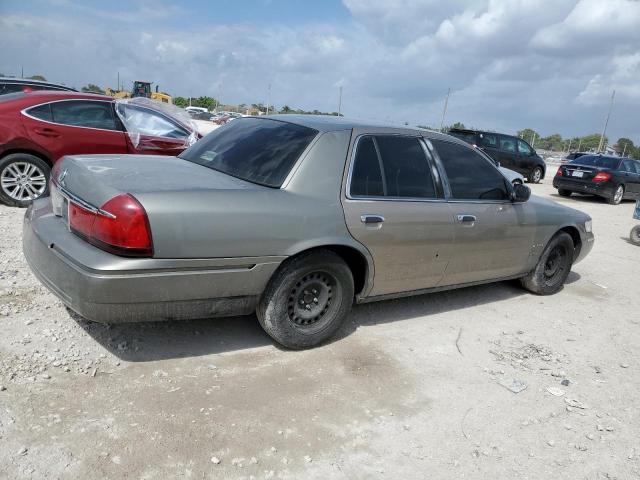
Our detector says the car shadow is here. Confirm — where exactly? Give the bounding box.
[74,278,534,362]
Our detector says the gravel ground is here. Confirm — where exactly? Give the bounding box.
[1,181,639,479]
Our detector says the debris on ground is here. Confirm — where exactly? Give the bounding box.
[498,378,527,393]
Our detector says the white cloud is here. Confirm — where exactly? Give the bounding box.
[1,0,639,140]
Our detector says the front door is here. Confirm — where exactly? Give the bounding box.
[342,134,454,297]
[429,138,535,285]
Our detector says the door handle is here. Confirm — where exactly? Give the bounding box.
[361,214,385,224]
[456,214,477,223]
[33,127,60,138]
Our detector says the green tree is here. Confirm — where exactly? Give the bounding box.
[27,75,47,81]
[451,121,465,129]
[280,105,293,113]
[578,133,604,152]
[196,96,216,111]
[539,133,563,151]
[616,138,634,156]
[173,96,188,108]
[517,128,540,145]
[80,83,104,94]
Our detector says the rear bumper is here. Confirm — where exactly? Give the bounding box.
[23,199,284,323]
[553,177,614,197]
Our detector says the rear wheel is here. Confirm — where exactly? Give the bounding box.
[520,232,574,295]
[0,154,50,207]
[257,250,354,349]
[558,189,572,197]
[607,184,624,205]
[630,225,640,246]
[528,166,543,184]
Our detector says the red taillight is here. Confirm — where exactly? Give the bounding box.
[556,167,563,177]
[69,194,153,257]
[592,172,611,183]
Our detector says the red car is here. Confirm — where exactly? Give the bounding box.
[0,91,199,207]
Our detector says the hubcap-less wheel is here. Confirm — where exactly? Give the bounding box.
[542,244,568,288]
[531,167,542,183]
[630,225,640,246]
[613,185,624,204]
[1,161,47,201]
[287,271,340,334]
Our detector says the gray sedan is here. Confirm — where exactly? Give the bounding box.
[23,116,594,348]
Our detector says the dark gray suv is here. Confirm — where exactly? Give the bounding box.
[449,128,546,183]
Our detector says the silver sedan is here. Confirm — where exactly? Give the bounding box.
[23,116,594,348]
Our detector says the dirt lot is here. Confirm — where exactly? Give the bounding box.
[1,181,639,479]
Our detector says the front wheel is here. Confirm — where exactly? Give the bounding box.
[607,184,624,205]
[631,225,640,246]
[257,250,354,349]
[0,154,51,207]
[520,232,574,295]
[528,166,543,184]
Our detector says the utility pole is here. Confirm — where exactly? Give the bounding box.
[622,142,628,157]
[531,132,536,148]
[266,83,271,115]
[440,88,450,132]
[117,72,119,91]
[21,66,23,78]
[598,89,616,153]
[577,138,582,152]
[338,85,343,116]
[567,138,572,152]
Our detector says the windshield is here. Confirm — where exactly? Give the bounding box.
[571,155,621,169]
[179,117,318,187]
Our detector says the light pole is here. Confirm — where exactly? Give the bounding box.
[338,85,342,116]
[598,89,616,153]
[440,88,450,132]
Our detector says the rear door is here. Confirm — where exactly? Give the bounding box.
[429,138,534,285]
[21,99,128,161]
[342,133,454,297]
[621,159,640,197]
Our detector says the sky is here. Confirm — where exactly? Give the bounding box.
[1,0,639,143]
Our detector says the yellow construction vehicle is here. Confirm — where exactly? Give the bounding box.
[104,81,172,104]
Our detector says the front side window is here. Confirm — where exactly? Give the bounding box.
[478,133,498,148]
[116,104,188,138]
[179,117,318,188]
[432,139,509,200]
[350,137,384,197]
[25,103,53,122]
[499,136,517,153]
[50,100,118,130]
[518,140,533,156]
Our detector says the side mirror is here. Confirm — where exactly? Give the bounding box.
[512,183,531,202]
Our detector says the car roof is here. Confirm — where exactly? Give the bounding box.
[0,90,113,104]
[0,77,76,91]
[264,114,463,142]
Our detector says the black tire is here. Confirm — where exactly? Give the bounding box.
[558,189,572,197]
[0,153,51,207]
[257,250,354,349]
[512,179,523,186]
[520,232,574,295]
[630,225,640,246]
[607,184,624,205]
[528,166,543,184]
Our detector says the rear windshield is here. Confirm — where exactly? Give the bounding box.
[570,155,620,169]
[179,117,318,187]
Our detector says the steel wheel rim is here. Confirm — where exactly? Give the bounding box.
[614,186,623,204]
[1,162,46,201]
[543,244,567,287]
[533,168,541,182]
[287,271,340,334]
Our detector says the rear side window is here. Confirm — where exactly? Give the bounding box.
[499,136,517,153]
[376,136,436,198]
[449,131,476,145]
[350,137,384,197]
[50,100,118,131]
[179,117,318,188]
[622,159,639,173]
[25,103,53,122]
[432,139,509,200]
